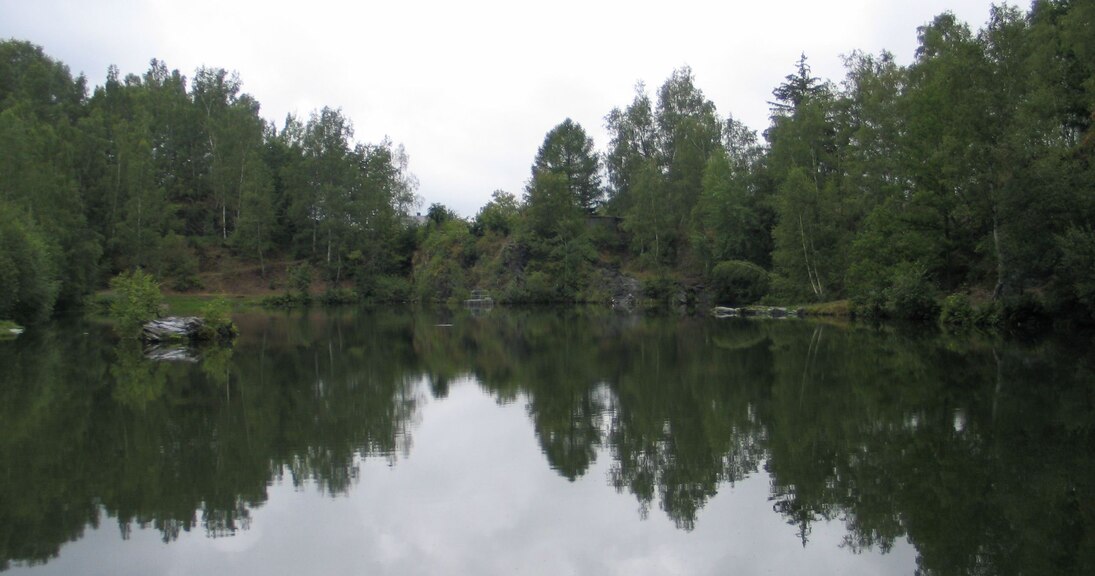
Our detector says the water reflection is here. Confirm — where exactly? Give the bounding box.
[1,308,1093,574]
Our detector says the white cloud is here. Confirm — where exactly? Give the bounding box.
[0,0,998,216]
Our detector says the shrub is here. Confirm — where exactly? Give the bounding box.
[851,289,887,319]
[523,270,556,303]
[262,293,309,309]
[197,297,237,341]
[939,293,974,327]
[998,293,1048,331]
[711,260,770,306]
[110,269,162,336]
[289,263,312,296]
[973,301,1002,328]
[642,275,676,306]
[371,275,412,302]
[320,287,358,305]
[356,274,412,303]
[886,263,938,321]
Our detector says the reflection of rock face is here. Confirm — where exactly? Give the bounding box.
[144,344,199,362]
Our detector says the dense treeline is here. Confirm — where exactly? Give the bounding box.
[0,41,418,324]
[2,1,1094,325]
[415,1,1095,325]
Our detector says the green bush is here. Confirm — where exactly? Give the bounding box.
[356,274,412,302]
[642,275,676,306]
[998,293,1048,331]
[972,301,1001,328]
[851,289,887,319]
[196,297,237,341]
[886,264,938,321]
[939,293,974,327]
[711,260,770,306]
[523,270,556,303]
[320,287,358,305]
[262,293,310,309]
[289,263,312,296]
[109,269,162,336]
[371,275,412,302]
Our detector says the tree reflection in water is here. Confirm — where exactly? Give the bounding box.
[0,308,1092,575]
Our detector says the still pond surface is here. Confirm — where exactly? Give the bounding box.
[1,307,1093,575]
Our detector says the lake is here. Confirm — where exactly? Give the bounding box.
[1,307,1092,575]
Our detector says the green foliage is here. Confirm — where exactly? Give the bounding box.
[518,271,555,303]
[289,263,312,297]
[1054,227,1095,318]
[160,233,201,291]
[108,269,162,336]
[4,2,1095,328]
[261,293,310,309]
[196,297,237,342]
[0,202,61,324]
[886,263,939,321]
[413,218,473,302]
[641,275,677,306]
[939,293,974,327]
[996,293,1049,331]
[711,260,770,305]
[356,274,411,303]
[532,119,602,210]
[770,168,837,302]
[473,190,519,236]
[320,287,358,305]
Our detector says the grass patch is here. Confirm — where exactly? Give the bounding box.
[799,300,852,317]
[163,294,265,316]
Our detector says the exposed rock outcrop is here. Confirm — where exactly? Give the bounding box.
[141,317,206,342]
[712,306,803,319]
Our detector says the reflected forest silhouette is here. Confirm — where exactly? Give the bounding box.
[2,308,1094,575]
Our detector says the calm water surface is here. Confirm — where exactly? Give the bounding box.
[1,307,1092,575]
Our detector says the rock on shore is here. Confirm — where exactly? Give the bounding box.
[141,317,207,342]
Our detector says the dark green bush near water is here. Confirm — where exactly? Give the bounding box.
[642,275,677,307]
[711,260,769,305]
[356,274,412,303]
[321,288,358,306]
[940,293,975,327]
[196,298,237,342]
[887,264,939,321]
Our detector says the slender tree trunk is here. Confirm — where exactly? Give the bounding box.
[311,213,318,256]
[257,223,266,279]
[798,213,822,299]
[136,195,142,269]
[111,151,122,242]
[237,152,246,225]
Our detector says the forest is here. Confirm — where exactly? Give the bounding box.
[1,0,1093,327]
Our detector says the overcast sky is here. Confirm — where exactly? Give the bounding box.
[2,0,1001,216]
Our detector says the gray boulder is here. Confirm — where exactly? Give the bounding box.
[141,316,206,343]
